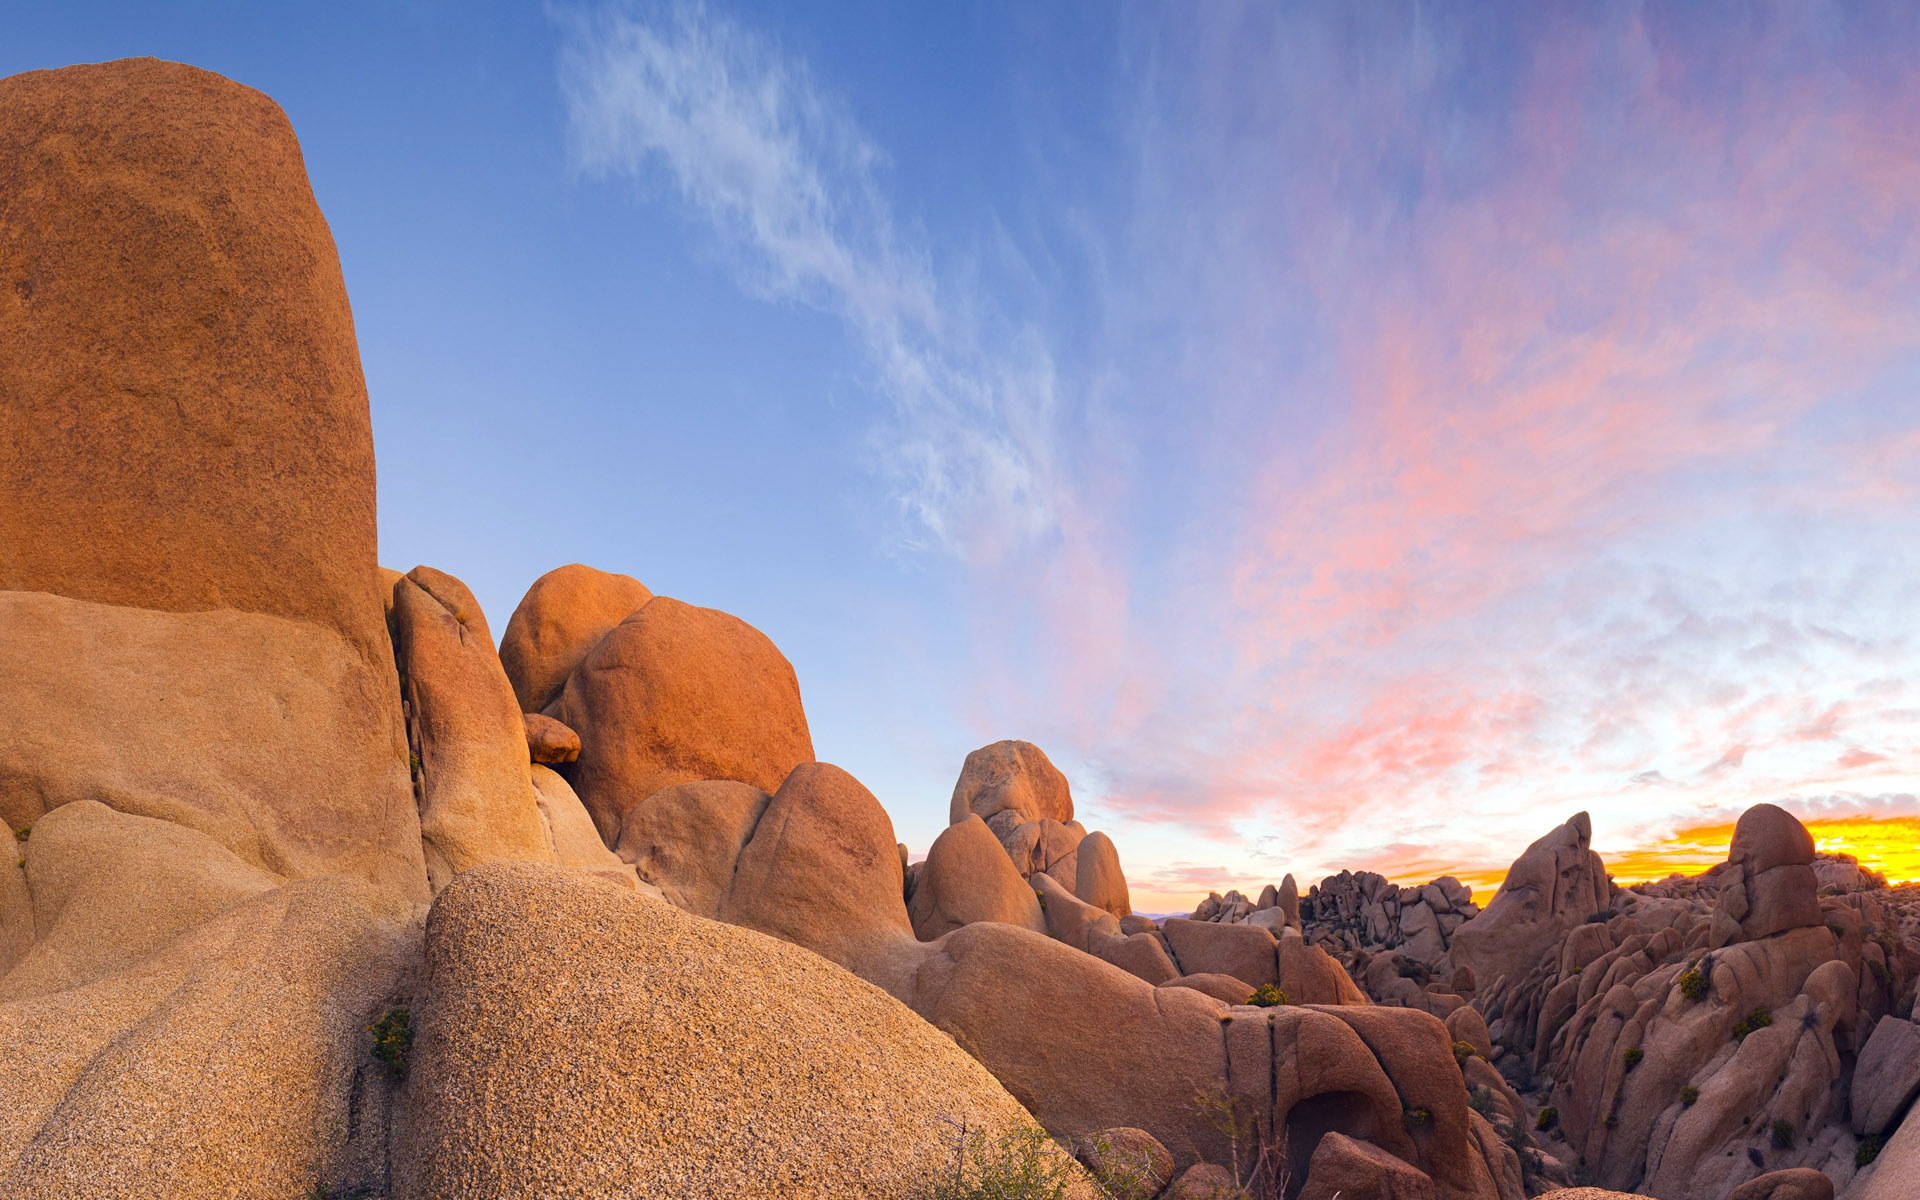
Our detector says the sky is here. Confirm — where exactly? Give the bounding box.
[7,2,1918,910]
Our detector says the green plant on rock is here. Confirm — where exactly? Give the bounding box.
[1870,960,1892,985]
[1770,1119,1794,1150]
[1732,1007,1773,1041]
[933,1122,1079,1200]
[369,1007,413,1078]
[13,827,27,842]
[1404,1106,1431,1129]
[1680,1085,1699,1107]
[1452,1040,1480,1066]
[1857,1135,1884,1167]
[1621,1046,1643,1071]
[1677,967,1707,1003]
[1468,1087,1496,1117]
[1247,984,1290,1008]
[1535,1107,1558,1132]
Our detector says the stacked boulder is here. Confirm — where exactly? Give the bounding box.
[1186,869,1483,1016]
[608,732,1521,1199]
[941,740,1132,918]
[0,58,1097,1199]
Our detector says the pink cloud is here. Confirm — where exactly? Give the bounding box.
[967,6,1920,892]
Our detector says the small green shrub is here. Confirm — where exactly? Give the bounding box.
[12,827,27,842]
[1870,960,1892,985]
[1570,965,1583,975]
[1404,1107,1431,1129]
[1677,967,1707,1003]
[369,1007,412,1078]
[1535,1107,1559,1132]
[1453,1040,1480,1066]
[933,1123,1081,1200]
[1858,1135,1884,1167]
[408,748,422,781]
[1770,1119,1794,1150]
[1247,983,1290,1008]
[1732,1007,1773,1042]
[1469,1087,1497,1116]
[1622,1047,1643,1071]
[1680,1085,1699,1107]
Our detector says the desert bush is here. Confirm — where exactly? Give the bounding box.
[1404,1107,1431,1129]
[1621,1047,1643,1071]
[1857,1134,1884,1167]
[1190,1083,1286,1199]
[1534,1107,1558,1132]
[1246,984,1290,1008]
[369,1007,412,1078]
[1731,1007,1773,1041]
[1677,967,1707,1003]
[1769,1119,1794,1150]
[1679,1086,1699,1107]
[1468,1087,1496,1117]
[1452,1040,1480,1066]
[933,1122,1078,1200]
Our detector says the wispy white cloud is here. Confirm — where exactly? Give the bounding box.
[556,1,1063,561]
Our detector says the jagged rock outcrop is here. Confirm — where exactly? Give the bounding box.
[1200,871,1478,1005]
[1455,807,1920,1200]
[1451,813,1610,1002]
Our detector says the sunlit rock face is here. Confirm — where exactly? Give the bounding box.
[1449,812,1611,998]
[0,56,426,903]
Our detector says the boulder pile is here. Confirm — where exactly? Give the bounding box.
[3,55,1915,1200]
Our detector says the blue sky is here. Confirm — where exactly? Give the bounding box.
[9,2,1919,907]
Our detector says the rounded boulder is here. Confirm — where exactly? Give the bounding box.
[498,564,653,714]
[557,597,814,844]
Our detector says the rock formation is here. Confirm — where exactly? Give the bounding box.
[5,53,1914,1200]
[0,59,426,905]
[396,863,1095,1199]
[553,595,816,843]
[1450,814,1611,1003]
[498,563,654,714]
